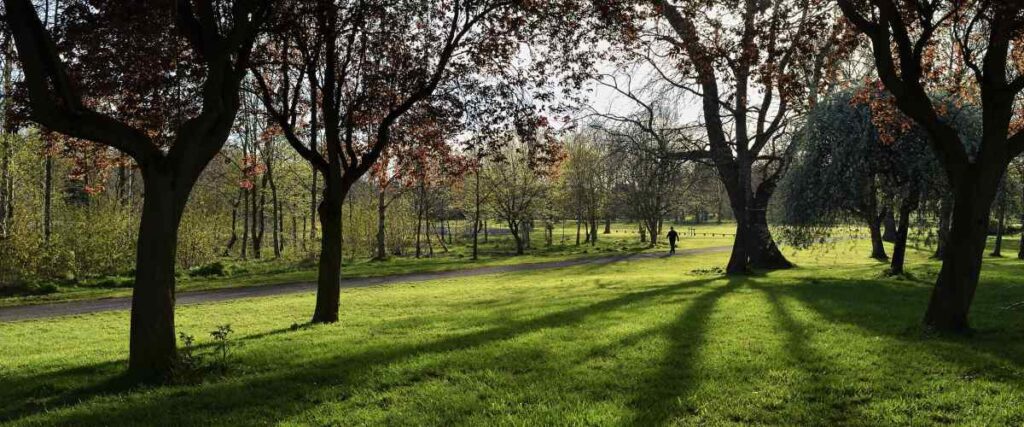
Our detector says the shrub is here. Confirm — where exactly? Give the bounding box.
[188,261,229,278]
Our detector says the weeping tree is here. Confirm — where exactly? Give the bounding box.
[781,88,969,275]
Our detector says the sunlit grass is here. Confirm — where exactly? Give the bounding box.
[2,237,1023,425]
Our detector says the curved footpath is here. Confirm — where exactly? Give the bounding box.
[0,245,731,322]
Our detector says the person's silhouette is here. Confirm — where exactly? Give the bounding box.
[667,227,679,254]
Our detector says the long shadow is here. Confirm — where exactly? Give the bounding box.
[775,277,1024,378]
[754,283,864,424]
[4,276,721,425]
[627,275,737,425]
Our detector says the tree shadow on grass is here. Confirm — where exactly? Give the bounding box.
[772,277,1024,379]
[3,276,722,425]
[753,282,867,424]
[627,275,737,425]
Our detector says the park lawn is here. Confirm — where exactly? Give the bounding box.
[3,238,1023,425]
[0,222,736,308]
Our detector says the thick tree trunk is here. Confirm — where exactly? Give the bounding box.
[924,172,998,333]
[868,214,888,261]
[311,181,343,324]
[575,217,581,246]
[935,195,952,259]
[604,218,611,234]
[1019,186,1024,260]
[991,189,1006,257]
[128,170,183,382]
[747,207,793,270]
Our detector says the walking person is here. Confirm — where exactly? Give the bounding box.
[667,226,679,254]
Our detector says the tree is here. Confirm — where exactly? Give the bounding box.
[599,0,854,273]
[781,87,963,274]
[253,0,598,323]
[484,137,561,255]
[836,0,1024,331]
[2,0,271,381]
[562,129,609,246]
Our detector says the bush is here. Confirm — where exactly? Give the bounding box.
[91,276,134,288]
[188,261,229,278]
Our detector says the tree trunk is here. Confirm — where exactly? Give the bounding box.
[510,221,524,255]
[868,213,888,261]
[311,180,343,324]
[991,188,1006,257]
[127,170,183,382]
[268,164,281,259]
[747,203,793,270]
[882,207,898,243]
[924,171,998,333]
[43,154,52,243]
[223,188,242,256]
[415,186,423,258]
[375,188,386,260]
[472,169,480,260]
[604,218,611,234]
[889,198,915,275]
[589,217,598,246]
[935,195,952,259]
[575,217,581,246]
[1019,184,1024,260]
[241,186,250,259]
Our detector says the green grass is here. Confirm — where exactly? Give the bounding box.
[3,237,1023,425]
[0,222,736,307]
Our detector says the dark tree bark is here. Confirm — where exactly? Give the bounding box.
[889,194,918,275]
[604,217,611,234]
[924,174,999,332]
[868,214,888,261]
[312,177,342,323]
[881,207,898,243]
[991,180,1006,257]
[1019,184,1024,260]
[934,195,952,259]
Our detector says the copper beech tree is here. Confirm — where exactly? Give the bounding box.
[2,0,271,381]
[836,0,1024,332]
[252,0,600,323]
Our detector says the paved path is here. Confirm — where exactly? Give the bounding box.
[0,246,731,322]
